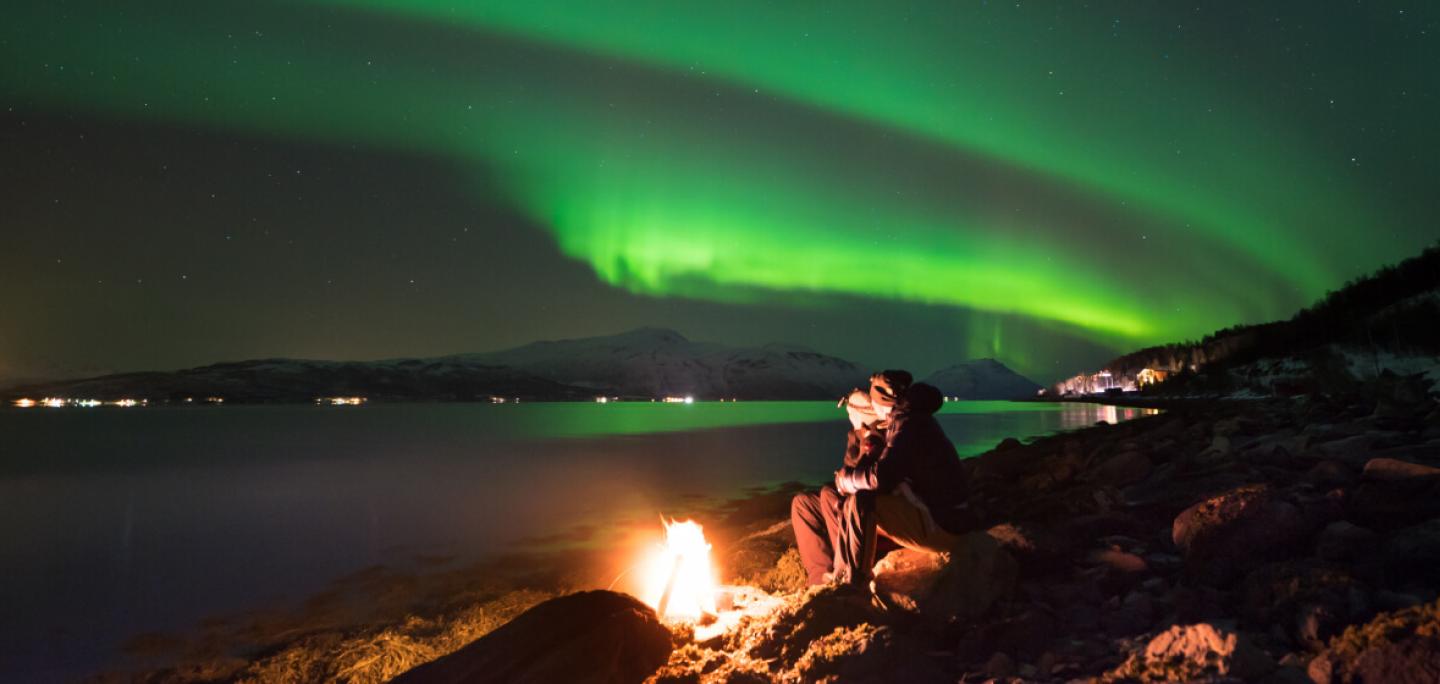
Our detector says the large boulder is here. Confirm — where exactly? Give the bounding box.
[1172,485,1317,586]
[870,533,1017,621]
[1308,599,1440,684]
[1347,458,1440,530]
[391,590,673,684]
[1108,622,1274,682]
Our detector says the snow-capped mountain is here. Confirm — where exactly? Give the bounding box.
[449,327,868,400]
[922,359,1042,400]
[4,328,869,403]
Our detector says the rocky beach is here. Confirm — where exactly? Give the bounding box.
[119,371,1440,683]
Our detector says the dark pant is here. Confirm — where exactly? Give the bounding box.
[791,485,857,585]
[792,485,958,586]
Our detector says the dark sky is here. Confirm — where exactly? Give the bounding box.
[2,1,1437,384]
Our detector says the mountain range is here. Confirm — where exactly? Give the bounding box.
[923,359,1044,400]
[3,327,1043,403]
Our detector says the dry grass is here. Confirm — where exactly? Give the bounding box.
[234,589,551,684]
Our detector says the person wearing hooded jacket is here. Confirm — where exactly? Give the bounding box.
[792,371,969,587]
[790,374,893,586]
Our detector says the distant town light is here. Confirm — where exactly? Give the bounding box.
[16,396,148,408]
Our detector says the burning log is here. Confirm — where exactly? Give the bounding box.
[637,517,783,642]
[643,519,718,621]
[655,554,684,618]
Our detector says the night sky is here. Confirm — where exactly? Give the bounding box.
[3,1,1436,385]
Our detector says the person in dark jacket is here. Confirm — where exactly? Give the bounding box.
[790,373,898,585]
[792,371,969,586]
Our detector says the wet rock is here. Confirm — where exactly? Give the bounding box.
[1305,460,1358,488]
[870,533,1016,621]
[1363,457,1440,480]
[1307,599,1440,684]
[1089,548,1149,574]
[1214,416,1254,438]
[995,436,1023,452]
[1055,512,1152,545]
[391,590,672,684]
[1266,664,1315,684]
[1383,518,1440,587]
[1018,447,1087,494]
[1371,373,1437,425]
[1316,435,1376,467]
[1315,521,1380,563]
[1172,585,1227,623]
[1172,484,1318,586]
[976,607,1059,661]
[1296,487,1347,530]
[1109,622,1274,682]
[1142,552,1183,574]
[1348,459,1440,530]
[1374,590,1426,612]
[1251,444,1300,469]
[1085,449,1153,487]
[985,522,1072,575]
[1088,549,1151,596]
[1240,561,1366,650]
[1101,591,1156,637]
[1123,464,1262,512]
[984,651,1015,678]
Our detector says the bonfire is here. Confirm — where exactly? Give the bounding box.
[638,518,782,642]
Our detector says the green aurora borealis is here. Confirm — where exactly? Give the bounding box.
[2,1,1436,381]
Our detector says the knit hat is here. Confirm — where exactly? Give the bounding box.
[868,369,913,407]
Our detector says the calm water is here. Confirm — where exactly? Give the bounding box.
[0,400,1152,681]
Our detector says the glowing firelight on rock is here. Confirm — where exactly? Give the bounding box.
[641,519,718,622]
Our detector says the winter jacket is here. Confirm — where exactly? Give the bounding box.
[834,383,969,533]
[843,425,887,468]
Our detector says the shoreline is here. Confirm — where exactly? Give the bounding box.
[89,403,1161,683]
[109,383,1440,682]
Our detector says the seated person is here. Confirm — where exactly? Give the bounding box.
[792,371,968,587]
[790,373,895,586]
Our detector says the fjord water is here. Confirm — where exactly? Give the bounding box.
[0,400,1151,680]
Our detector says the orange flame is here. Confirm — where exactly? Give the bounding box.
[640,519,717,621]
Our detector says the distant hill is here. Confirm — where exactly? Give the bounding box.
[0,359,592,404]
[449,327,868,400]
[3,328,869,403]
[1055,242,1440,396]
[923,359,1042,400]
